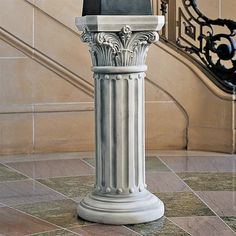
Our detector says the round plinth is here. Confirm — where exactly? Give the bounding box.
[78,190,164,225]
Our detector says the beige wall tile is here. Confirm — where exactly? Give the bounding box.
[147,43,234,153]
[0,58,34,105]
[145,80,172,101]
[188,91,232,129]
[176,0,220,19]
[234,101,236,129]
[34,111,95,153]
[0,114,33,154]
[197,0,220,19]
[234,129,236,153]
[188,127,234,153]
[147,45,232,129]
[0,0,235,155]
[145,101,187,149]
[222,0,236,20]
[34,0,83,32]
[29,59,93,103]
[0,37,94,154]
[0,40,26,58]
[34,9,93,85]
[0,54,92,106]
[0,0,33,45]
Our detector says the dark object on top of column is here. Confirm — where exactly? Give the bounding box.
[82,0,153,16]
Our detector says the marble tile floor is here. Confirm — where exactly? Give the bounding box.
[0,151,235,236]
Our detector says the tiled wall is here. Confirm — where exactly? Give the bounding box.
[0,0,187,154]
[0,39,95,154]
[198,0,236,20]
[0,0,234,154]
[148,43,235,153]
[175,0,236,20]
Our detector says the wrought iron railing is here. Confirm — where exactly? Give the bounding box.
[155,0,236,93]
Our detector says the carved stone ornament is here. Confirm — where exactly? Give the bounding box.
[76,15,165,225]
[81,25,159,67]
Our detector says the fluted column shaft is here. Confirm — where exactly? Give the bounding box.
[94,72,145,196]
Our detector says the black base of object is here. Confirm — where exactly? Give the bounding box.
[82,0,152,16]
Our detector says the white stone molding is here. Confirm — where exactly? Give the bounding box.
[76,15,165,32]
[76,16,165,225]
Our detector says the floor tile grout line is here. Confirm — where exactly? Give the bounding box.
[27,227,83,236]
[156,155,234,158]
[0,178,30,184]
[3,152,225,164]
[1,152,235,234]
[3,163,95,180]
[155,155,236,173]
[0,162,180,235]
[122,225,142,236]
[34,169,196,181]
[71,224,143,236]
[166,217,193,236]
[0,151,233,164]
[34,173,95,181]
[80,158,96,169]
[158,157,236,234]
[0,202,67,233]
[159,157,236,233]
[146,170,173,173]
[0,188,83,236]
[233,159,236,213]
[154,152,234,157]
[0,173,95,183]
[0,155,95,164]
[0,164,108,233]
[1,157,95,164]
[0,162,80,204]
[155,155,172,171]
[3,161,181,182]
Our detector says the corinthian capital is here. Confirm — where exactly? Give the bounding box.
[81,25,159,67]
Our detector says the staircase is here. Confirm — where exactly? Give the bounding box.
[0,0,234,154]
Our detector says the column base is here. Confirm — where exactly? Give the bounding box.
[78,189,164,225]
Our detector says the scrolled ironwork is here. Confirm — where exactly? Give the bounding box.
[177,0,236,92]
[160,0,168,15]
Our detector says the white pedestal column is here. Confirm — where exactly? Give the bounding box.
[76,16,165,225]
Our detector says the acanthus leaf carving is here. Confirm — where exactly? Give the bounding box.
[81,26,159,67]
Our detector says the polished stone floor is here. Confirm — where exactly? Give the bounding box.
[0,151,235,236]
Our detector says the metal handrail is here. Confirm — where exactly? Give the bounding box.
[157,0,236,93]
